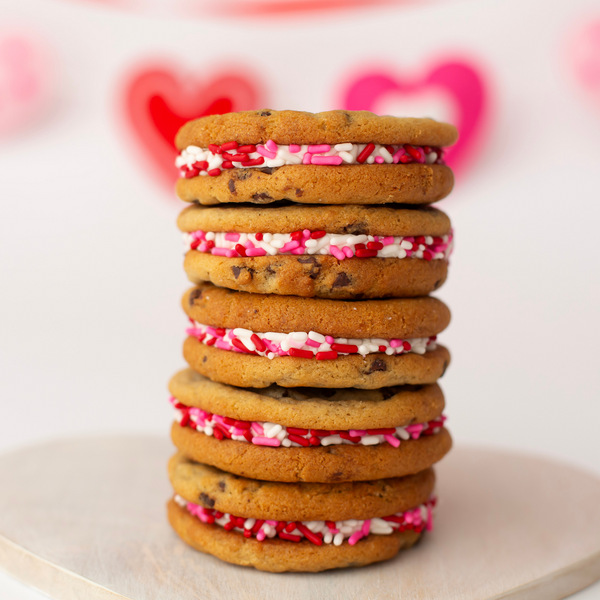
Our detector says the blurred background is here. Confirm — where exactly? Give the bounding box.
[0,0,599,596]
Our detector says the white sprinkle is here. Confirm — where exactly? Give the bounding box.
[233,328,253,338]
[270,240,285,249]
[308,331,325,343]
[281,438,292,447]
[333,532,344,546]
[291,332,308,342]
[205,232,215,241]
[339,151,354,163]
[186,145,201,154]
[305,239,318,248]
[262,233,273,242]
[367,155,375,164]
[321,435,343,446]
[400,240,413,250]
[324,531,333,544]
[244,518,256,529]
[265,424,283,438]
[360,435,381,446]
[379,146,393,163]
[334,143,353,151]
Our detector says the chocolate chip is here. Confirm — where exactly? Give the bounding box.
[257,167,274,175]
[236,171,252,181]
[367,359,387,373]
[188,288,202,307]
[433,279,442,290]
[265,265,277,277]
[296,256,321,280]
[441,360,448,377]
[228,179,236,194]
[380,388,395,400]
[231,266,242,279]
[252,192,272,201]
[199,493,215,508]
[332,273,351,288]
[218,481,225,491]
[329,471,343,482]
[295,188,304,197]
[342,222,368,235]
[203,356,207,363]
[343,111,353,123]
[259,110,271,116]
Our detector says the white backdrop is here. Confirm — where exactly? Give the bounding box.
[0,0,599,597]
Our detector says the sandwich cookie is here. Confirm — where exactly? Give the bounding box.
[178,203,453,298]
[169,369,452,482]
[175,110,457,206]
[182,283,451,388]
[168,454,436,572]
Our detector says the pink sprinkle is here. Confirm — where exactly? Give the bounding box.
[281,240,300,253]
[211,248,230,257]
[189,407,202,417]
[342,246,353,258]
[206,327,219,337]
[325,336,334,344]
[232,427,246,435]
[406,424,424,439]
[382,236,395,246]
[265,140,278,153]
[348,531,364,546]
[330,246,345,260]
[289,144,301,153]
[384,434,401,448]
[265,520,278,526]
[256,530,266,541]
[256,145,277,159]
[312,156,343,166]
[253,436,281,447]
[185,327,202,337]
[374,156,385,164]
[198,242,209,252]
[225,232,240,242]
[349,430,367,437]
[427,503,434,531]
[226,249,237,258]
[302,152,312,165]
[361,519,371,536]
[302,229,311,240]
[414,147,426,163]
[244,240,255,249]
[215,340,232,351]
[392,147,406,163]
[307,144,331,153]
[305,339,320,348]
[291,247,305,255]
[389,339,402,348]
[252,422,264,435]
[246,247,267,257]
[263,339,278,353]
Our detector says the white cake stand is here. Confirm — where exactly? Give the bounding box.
[0,435,598,600]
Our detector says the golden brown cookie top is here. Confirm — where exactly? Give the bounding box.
[183,282,450,339]
[176,110,458,149]
[177,202,451,237]
[168,452,435,521]
[169,368,444,429]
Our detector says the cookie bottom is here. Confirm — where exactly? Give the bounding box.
[184,252,448,299]
[183,339,451,388]
[168,499,421,572]
[171,422,452,482]
[176,164,453,206]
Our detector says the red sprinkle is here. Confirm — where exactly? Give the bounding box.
[243,529,252,538]
[288,434,310,447]
[205,337,216,346]
[367,428,396,435]
[251,519,265,533]
[222,416,236,426]
[243,431,253,443]
[235,244,247,257]
[416,236,426,244]
[193,160,209,171]
[190,239,201,250]
[295,522,323,546]
[240,157,265,166]
[399,154,413,163]
[214,511,224,518]
[251,334,266,353]
[367,241,383,250]
[423,146,432,154]
[340,432,361,443]
[184,168,199,179]
[220,141,238,152]
[289,348,314,359]
[357,143,375,164]
[215,328,226,337]
[285,522,297,533]
[231,338,251,353]
[180,412,190,427]
[208,144,222,154]
[330,343,359,353]
[205,240,215,250]
[356,249,378,258]
[326,521,337,530]
[221,161,234,169]
[316,351,338,360]
[237,144,257,153]
[310,429,331,437]
[308,436,320,446]
[423,250,433,261]
[310,230,326,239]
[378,345,386,352]
[287,427,309,435]
[290,230,303,241]
[355,243,366,250]
[276,522,287,533]
[224,153,249,162]
[278,532,301,543]
[207,168,221,176]
[223,520,235,531]
[213,427,224,440]
[404,144,421,160]
[402,341,412,351]
[385,145,395,154]
[255,232,263,241]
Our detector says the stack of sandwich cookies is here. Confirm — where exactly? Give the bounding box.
[167,110,458,572]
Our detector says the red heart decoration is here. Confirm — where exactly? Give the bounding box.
[341,59,489,176]
[123,66,262,188]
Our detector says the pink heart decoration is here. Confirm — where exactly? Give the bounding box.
[0,32,54,137]
[341,60,489,175]
[569,18,600,109]
[123,66,263,187]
